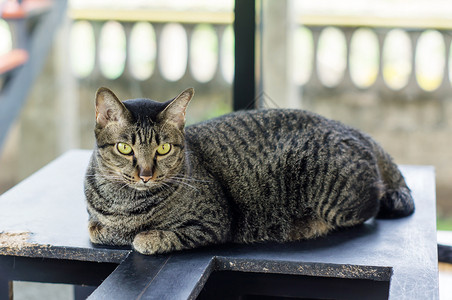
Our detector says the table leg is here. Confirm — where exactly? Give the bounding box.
[0,276,12,300]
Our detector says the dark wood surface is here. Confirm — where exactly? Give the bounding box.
[0,150,439,299]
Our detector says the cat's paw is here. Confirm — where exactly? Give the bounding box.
[88,221,106,244]
[133,230,161,254]
[88,221,130,246]
[133,230,179,255]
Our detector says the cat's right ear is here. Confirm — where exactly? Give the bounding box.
[95,87,130,128]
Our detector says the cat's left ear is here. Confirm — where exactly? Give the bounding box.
[158,88,194,129]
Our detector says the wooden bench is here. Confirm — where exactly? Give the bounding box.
[0,150,439,299]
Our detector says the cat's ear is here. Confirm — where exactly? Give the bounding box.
[158,88,194,129]
[95,87,130,128]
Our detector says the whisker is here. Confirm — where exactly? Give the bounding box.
[170,175,211,184]
[166,177,198,191]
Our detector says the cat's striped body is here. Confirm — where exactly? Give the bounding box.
[85,88,414,255]
[186,109,412,243]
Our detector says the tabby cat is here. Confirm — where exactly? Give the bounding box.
[84,87,415,255]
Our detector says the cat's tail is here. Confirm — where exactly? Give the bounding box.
[373,145,415,219]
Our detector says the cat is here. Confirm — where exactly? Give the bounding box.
[84,87,415,255]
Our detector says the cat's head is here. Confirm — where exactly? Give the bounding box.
[93,87,193,190]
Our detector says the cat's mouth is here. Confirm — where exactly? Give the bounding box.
[121,174,166,191]
[134,182,155,190]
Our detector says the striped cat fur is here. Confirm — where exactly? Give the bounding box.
[84,87,415,255]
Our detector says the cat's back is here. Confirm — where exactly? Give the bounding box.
[186,109,326,143]
[184,108,372,189]
[185,108,358,151]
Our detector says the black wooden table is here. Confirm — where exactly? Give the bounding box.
[0,150,439,299]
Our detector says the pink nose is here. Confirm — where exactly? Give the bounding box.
[138,167,153,183]
[140,175,152,183]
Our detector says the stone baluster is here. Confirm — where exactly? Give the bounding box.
[437,30,451,95]
[373,28,390,92]
[341,26,357,90]
[406,30,422,96]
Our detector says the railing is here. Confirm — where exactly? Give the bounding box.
[2,7,452,114]
[65,11,235,124]
[69,20,234,86]
[63,10,452,105]
[301,25,452,98]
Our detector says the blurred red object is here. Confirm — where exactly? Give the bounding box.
[0,49,29,75]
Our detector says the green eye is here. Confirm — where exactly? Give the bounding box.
[156,143,172,155]
[117,142,133,155]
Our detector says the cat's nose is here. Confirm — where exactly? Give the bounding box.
[140,175,152,183]
[138,167,153,183]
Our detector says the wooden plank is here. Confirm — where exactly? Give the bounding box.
[0,255,118,286]
[0,150,130,263]
[88,253,172,300]
[136,253,215,300]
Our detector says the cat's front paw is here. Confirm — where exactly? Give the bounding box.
[133,230,180,255]
[88,221,106,244]
[88,221,130,246]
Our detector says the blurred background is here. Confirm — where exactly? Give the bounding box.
[1,0,452,298]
